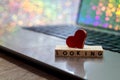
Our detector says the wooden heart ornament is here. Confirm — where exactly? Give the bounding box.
[66,29,87,49]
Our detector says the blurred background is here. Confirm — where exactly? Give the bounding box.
[0,0,79,33]
[1,0,120,38]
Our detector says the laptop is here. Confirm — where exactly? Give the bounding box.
[1,0,120,80]
[24,0,120,53]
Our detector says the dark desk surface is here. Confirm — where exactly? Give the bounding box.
[0,27,120,80]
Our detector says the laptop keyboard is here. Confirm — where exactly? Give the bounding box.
[23,25,120,53]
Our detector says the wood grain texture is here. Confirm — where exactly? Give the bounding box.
[0,52,60,80]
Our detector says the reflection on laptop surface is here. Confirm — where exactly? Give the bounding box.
[24,0,120,53]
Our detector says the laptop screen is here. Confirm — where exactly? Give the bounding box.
[77,0,120,31]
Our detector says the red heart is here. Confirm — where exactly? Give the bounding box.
[66,29,87,48]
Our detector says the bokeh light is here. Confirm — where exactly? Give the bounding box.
[78,0,120,31]
[0,0,79,36]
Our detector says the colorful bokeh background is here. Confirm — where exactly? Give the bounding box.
[78,0,120,31]
[0,0,79,35]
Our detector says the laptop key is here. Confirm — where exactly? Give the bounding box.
[111,48,120,53]
[102,45,113,50]
[85,41,95,45]
[113,45,120,49]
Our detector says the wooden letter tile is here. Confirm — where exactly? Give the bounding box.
[55,45,103,58]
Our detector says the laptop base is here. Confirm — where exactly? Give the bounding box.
[23,25,120,53]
